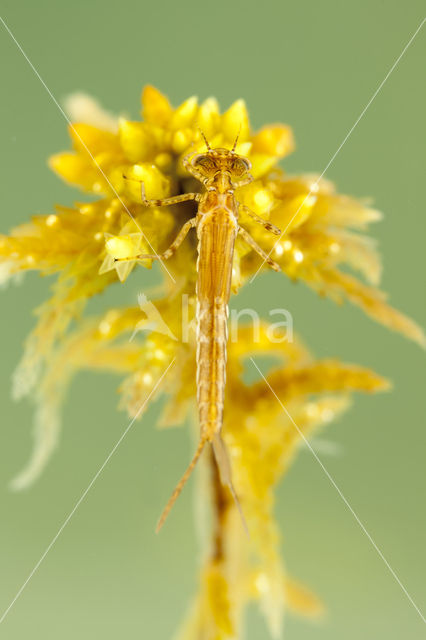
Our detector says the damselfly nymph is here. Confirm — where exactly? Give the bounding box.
[117,132,281,531]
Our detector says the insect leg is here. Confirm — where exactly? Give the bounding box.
[115,218,196,263]
[238,226,281,271]
[238,203,281,235]
[234,174,254,188]
[140,181,200,208]
[122,173,200,208]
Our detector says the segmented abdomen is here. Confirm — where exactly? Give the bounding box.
[196,209,237,443]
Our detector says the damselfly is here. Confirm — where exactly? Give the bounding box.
[118,132,281,531]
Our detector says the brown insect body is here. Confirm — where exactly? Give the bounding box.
[196,156,239,443]
[119,140,281,531]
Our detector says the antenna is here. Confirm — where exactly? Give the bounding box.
[232,124,242,153]
[198,127,211,151]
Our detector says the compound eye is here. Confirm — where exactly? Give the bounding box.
[193,155,216,174]
[230,157,250,177]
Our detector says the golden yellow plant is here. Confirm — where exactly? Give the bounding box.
[0,86,423,638]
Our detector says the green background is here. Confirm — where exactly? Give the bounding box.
[0,1,425,638]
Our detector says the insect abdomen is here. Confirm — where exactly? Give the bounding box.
[196,210,237,443]
[196,297,228,440]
